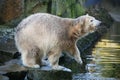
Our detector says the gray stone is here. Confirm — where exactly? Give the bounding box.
[0,59,72,80]
[0,51,13,65]
[0,0,24,23]
[0,59,27,80]
[26,68,72,80]
[0,59,26,74]
[0,75,9,80]
[0,28,17,53]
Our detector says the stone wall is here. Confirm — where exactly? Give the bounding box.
[0,0,24,24]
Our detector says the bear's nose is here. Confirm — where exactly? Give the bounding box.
[96,21,106,29]
[96,20,101,25]
[95,20,102,29]
[95,20,101,27]
[99,20,102,24]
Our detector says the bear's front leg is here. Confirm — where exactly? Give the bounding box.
[69,44,83,64]
[74,45,83,64]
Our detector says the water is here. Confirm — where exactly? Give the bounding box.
[73,22,120,80]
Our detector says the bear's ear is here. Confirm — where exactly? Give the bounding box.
[79,16,86,26]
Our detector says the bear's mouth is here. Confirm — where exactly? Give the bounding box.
[89,25,96,32]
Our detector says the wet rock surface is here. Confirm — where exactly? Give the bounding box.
[0,75,9,80]
[0,59,25,74]
[26,69,72,80]
[0,59,73,80]
[0,59,26,80]
[0,51,13,66]
[0,28,17,53]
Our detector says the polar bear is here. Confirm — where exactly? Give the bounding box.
[14,13,101,71]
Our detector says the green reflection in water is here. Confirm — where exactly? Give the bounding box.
[93,48,120,78]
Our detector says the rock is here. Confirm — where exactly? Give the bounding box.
[0,59,26,74]
[0,0,24,23]
[0,51,13,65]
[0,75,9,80]
[0,59,27,80]
[0,28,17,53]
[5,71,27,80]
[0,28,18,64]
[0,59,72,80]
[25,64,72,80]
[86,63,96,73]
[26,68,72,80]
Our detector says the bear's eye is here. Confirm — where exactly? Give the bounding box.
[90,20,93,22]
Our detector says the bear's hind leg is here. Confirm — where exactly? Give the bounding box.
[48,49,61,69]
[48,49,71,71]
[21,48,41,68]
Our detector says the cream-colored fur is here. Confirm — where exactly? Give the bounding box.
[15,13,101,70]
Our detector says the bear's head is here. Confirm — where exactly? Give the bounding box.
[70,14,101,39]
[78,14,101,33]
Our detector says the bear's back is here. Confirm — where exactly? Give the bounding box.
[16,13,71,35]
